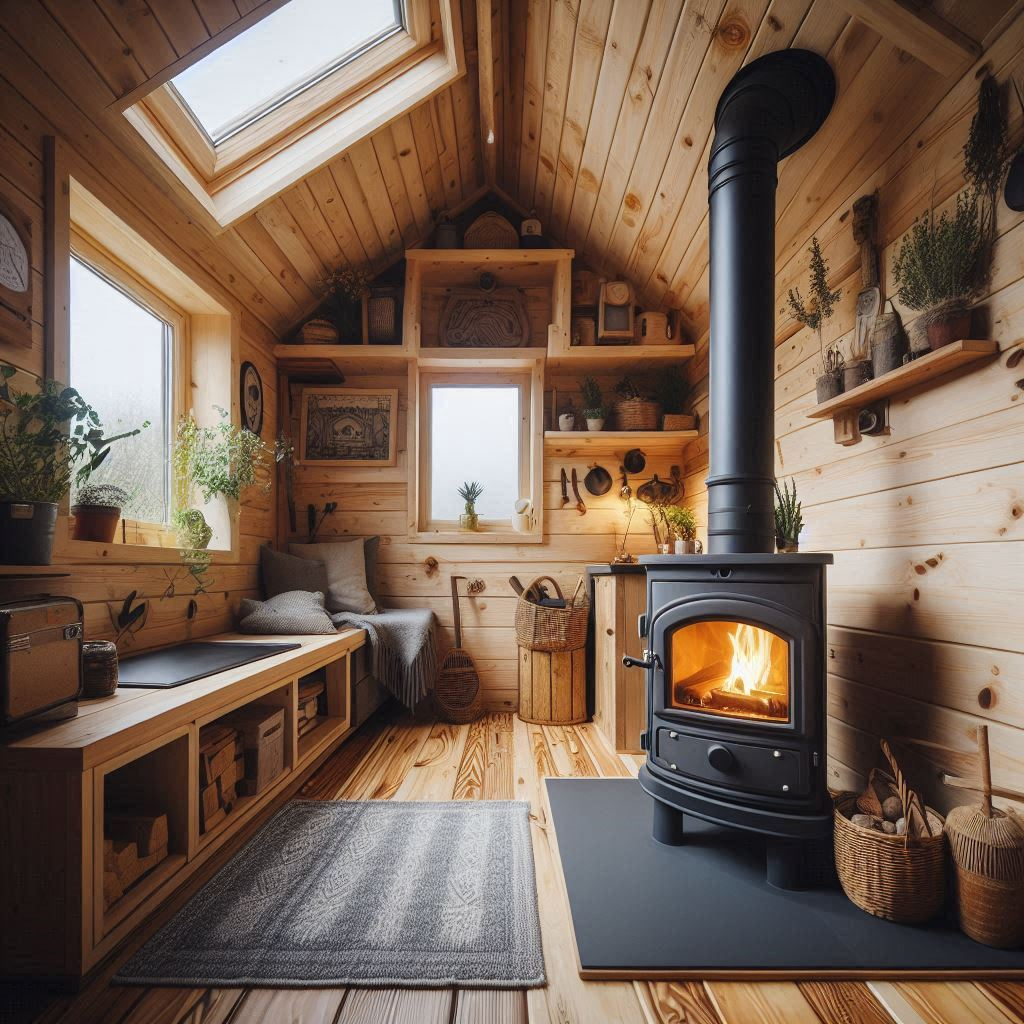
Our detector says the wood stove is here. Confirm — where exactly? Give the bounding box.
[625,49,837,889]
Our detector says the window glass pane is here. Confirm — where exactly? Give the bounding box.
[430,386,520,523]
[70,257,171,525]
[171,0,402,143]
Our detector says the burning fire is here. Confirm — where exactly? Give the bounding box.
[723,623,774,695]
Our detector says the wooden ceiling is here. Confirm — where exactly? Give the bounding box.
[1,0,1019,340]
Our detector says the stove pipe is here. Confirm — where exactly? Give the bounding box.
[706,50,835,554]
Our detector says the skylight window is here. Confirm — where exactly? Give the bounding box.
[171,0,403,143]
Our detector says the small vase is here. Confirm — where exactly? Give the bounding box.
[459,510,479,531]
[675,539,702,554]
[815,371,843,404]
[558,413,576,431]
[842,360,873,393]
[586,417,604,432]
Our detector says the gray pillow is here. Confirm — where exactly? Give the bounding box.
[289,539,377,615]
[260,545,329,599]
[238,591,336,635]
[364,535,382,608]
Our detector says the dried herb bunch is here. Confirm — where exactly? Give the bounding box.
[774,477,803,549]
[787,237,843,377]
[319,266,372,304]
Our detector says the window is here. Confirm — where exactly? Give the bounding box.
[171,0,403,144]
[412,364,543,542]
[69,255,175,525]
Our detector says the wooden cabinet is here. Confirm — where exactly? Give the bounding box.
[593,572,648,754]
[0,631,363,979]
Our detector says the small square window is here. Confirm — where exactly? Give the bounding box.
[69,255,174,526]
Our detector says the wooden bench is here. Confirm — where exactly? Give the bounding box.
[0,630,365,980]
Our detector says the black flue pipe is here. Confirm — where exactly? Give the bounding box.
[706,50,835,554]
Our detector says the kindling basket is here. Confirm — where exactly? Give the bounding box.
[515,576,588,653]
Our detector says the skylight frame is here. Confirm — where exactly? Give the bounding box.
[169,0,406,147]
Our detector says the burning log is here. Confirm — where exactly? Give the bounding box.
[707,686,786,718]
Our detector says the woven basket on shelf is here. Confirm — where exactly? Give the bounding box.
[82,641,118,698]
[514,576,588,653]
[662,413,696,432]
[944,725,1024,947]
[834,740,946,923]
[300,318,339,344]
[616,398,661,431]
[463,212,519,249]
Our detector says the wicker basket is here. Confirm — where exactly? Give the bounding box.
[82,641,118,698]
[463,212,519,249]
[300,318,339,344]
[616,398,661,431]
[434,676,483,724]
[662,413,696,432]
[514,576,588,653]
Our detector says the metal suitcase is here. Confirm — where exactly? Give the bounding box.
[1,597,84,725]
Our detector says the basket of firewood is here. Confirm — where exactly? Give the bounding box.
[834,739,945,923]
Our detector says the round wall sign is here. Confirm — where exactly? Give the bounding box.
[0,211,30,293]
[240,361,264,435]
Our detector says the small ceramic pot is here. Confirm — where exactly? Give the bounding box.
[674,538,703,554]
[816,371,843,404]
[842,360,873,393]
[558,413,576,431]
[586,417,604,432]
[926,308,972,350]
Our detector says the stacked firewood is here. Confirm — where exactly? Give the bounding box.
[297,677,326,738]
[102,812,169,909]
[199,722,244,834]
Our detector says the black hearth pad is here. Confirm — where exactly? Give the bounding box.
[546,778,1024,977]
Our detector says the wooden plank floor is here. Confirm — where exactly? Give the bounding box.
[12,708,1024,1024]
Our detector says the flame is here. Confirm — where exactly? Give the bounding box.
[723,623,774,694]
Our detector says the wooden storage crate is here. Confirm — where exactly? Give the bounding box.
[225,704,286,796]
[518,646,587,725]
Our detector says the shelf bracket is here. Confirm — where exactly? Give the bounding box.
[831,400,888,446]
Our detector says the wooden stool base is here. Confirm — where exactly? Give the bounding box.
[518,646,587,725]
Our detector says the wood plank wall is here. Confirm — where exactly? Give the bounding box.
[681,19,1024,814]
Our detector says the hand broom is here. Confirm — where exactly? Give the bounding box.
[435,575,483,723]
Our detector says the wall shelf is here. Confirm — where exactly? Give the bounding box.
[544,430,698,458]
[806,339,998,445]
[546,343,695,373]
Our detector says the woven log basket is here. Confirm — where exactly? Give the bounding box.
[514,576,588,653]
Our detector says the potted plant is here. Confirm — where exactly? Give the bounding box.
[663,505,699,554]
[657,366,694,431]
[71,483,130,543]
[0,363,145,564]
[458,481,483,531]
[580,376,605,431]
[558,400,576,432]
[893,75,1010,351]
[774,477,803,553]
[614,376,660,431]
[318,265,372,341]
[788,237,843,402]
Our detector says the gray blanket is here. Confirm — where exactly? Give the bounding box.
[331,607,437,712]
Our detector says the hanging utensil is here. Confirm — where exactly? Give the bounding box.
[571,468,586,515]
[584,463,612,496]
[619,466,632,501]
[560,467,570,508]
[623,448,646,475]
[436,576,482,723]
[852,193,881,366]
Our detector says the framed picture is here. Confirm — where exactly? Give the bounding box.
[299,387,398,467]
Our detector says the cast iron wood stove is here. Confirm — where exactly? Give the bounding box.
[625,50,837,890]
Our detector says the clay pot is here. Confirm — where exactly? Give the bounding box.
[842,360,873,393]
[585,417,605,432]
[71,504,122,543]
[926,308,972,350]
[816,371,843,404]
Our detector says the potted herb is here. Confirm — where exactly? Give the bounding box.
[318,265,372,341]
[657,366,694,431]
[558,399,576,432]
[788,237,843,403]
[614,376,660,431]
[663,505,699,554]
[894,74,1009,351]
[458,481,483,531]
[580,376,605,431]
[71,483,130,543]
[774,478,803,553]
[0,364,145,564]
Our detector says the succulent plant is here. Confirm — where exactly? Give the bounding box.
[774,477,803,549]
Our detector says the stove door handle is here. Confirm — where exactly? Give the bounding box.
[622,650,661,671]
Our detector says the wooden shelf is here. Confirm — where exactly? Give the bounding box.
[546,343,695,372]
[807,340,999,419]
[102,852,186,935]
[407,247,574,287]
[298,715,347,763]
[544,430,698,457]
[273,343,412,374]
[417,346,546,368]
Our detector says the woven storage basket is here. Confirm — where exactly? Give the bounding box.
[434,678,483,724]
[515,576,589,653]
[82,640,118,698]
[616,398,661,431]
[300,318,339,344]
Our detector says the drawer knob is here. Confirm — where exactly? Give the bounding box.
[707,744,734,772]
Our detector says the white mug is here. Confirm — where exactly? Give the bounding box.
[512,498,535,533]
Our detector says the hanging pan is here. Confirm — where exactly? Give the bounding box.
[623,448,646,475]
[584,464,612,496]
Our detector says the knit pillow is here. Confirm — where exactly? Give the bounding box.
[237,590,336,635]
[289,539,378,615]
[260,545,329,599]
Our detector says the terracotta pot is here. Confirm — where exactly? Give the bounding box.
[815,371,843,404]
[926,308,972,350]
[71,504,122,543]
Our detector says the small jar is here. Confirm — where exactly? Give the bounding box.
[82,641,119,698]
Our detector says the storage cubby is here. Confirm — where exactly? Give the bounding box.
[96,728,191,937]
[195,682,294,850]
[297,655,350,763]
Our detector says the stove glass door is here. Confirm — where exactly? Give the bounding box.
[668,620,790,723]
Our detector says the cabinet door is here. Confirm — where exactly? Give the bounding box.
[593,576,618,748]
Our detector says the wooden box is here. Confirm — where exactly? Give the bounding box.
[226,704,286,796]
[518,646,586,725]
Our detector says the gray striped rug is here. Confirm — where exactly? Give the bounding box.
[115,800,545,988]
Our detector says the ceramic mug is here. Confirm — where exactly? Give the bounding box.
[512,498,536,533]
[674,538,703,554]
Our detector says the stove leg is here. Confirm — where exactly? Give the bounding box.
[652,799,684,845]
[766,838,802,890]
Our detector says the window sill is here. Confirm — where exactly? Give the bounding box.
[408,529,544,545]
[53,518,236,564]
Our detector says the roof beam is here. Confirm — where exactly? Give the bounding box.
[476,0,497,186]
[833,0,981,77]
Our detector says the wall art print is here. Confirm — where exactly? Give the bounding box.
[299,387,398,467]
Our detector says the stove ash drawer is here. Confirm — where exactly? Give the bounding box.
[653,728,812,798]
